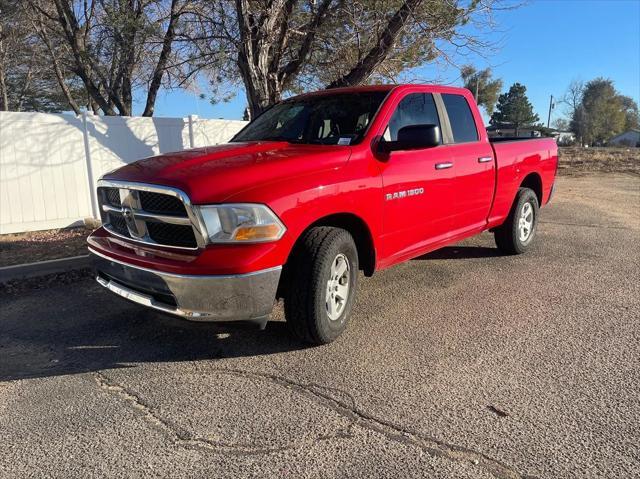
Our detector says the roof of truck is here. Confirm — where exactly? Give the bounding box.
[292,84,471,100]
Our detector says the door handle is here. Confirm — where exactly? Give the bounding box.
[435,162,453,170]
[478,156,493,163]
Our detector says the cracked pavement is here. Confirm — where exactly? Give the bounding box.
[1,174,639,478]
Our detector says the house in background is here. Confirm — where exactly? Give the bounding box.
[552,130,576,146]
[608,129,640,147]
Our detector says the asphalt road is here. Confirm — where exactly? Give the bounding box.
[1,174,638,479]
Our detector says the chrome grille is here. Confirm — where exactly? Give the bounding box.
[97,181,205,250]
[105,188,122,207]
[147,222,197,247]
[139,191,186,215]
[107,211,129,237]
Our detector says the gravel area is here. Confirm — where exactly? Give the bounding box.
[1,174,638,479]
[0,227,92,267]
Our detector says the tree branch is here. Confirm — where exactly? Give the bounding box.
[51,0,117,114]
[279,0,334,85]
[327,0,422,88]
[142,0,181,116]
[33,16,82,114]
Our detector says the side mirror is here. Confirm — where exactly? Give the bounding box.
[379,124,441,153]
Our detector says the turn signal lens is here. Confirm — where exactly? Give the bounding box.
[234,224,283,241]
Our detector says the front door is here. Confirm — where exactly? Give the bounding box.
[377,92,457,264]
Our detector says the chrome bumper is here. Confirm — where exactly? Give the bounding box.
[89,249,281,322]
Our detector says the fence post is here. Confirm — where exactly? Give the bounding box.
[188,114,198,148]
[81,112,99,220]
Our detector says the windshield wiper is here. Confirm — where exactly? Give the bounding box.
[259,136,305,143]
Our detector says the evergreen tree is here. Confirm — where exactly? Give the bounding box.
[460,65,503,115]
[490,83,539,136]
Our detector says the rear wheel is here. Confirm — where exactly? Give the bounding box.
[283,227,358,344]
[494,187,539,254]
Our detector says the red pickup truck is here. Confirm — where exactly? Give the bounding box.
[88,85,558,344]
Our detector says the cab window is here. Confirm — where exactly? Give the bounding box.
[441,94,479,143]
[383,93,440,141]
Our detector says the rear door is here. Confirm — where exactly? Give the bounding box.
[440,93,495,234]
[378,92,457,263]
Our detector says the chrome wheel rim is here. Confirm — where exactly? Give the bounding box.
[326,253,350,321]
[518,202,534,242]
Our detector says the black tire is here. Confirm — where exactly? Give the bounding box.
[494,187,540,255]
[283,227,358,344]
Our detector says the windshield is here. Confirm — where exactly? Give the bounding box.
[231,92,388,145]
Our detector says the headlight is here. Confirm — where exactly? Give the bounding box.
[196,204,286,243]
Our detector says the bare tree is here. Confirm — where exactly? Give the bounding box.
[559,79,585,145]
[185,0,514,117]
[560,79,584,119]
[4,0,516,117]
[30,0,191,116]
[0,0,84,112]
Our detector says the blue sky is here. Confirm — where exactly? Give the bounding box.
[148,0,640,125]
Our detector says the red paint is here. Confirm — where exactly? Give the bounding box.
[90,85,558,275]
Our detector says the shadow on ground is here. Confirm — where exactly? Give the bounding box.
[0,245,502,382]
[0,279,304,382]
[414,245,502,260]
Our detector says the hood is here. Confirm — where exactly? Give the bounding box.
[103,141,352,204]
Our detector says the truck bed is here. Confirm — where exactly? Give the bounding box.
[487,137,558,228]
[489,136,553,144]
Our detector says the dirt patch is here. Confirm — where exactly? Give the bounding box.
[0,227,92,267]
[559,147,640,176]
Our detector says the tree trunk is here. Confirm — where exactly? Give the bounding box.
[235,0,284,118]
[0,23,7,111]
[235,0,314,118]
[143,0,180,117]
[52,0,118,115]
[16,53,35,111]
[0,63,7,111]
[239,51,282,118]
[35,19,82,114]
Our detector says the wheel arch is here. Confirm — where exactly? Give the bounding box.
[289,212,377,277]
[520,172,543,206]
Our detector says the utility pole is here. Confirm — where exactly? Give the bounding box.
[475,77,479,102]
[547,94,554,128]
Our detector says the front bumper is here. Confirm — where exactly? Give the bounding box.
[90,248,282,322]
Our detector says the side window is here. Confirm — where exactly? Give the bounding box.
[441,94,478,143]
[384,93,440,141]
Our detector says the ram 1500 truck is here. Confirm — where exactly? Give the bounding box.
[88,85,558,344]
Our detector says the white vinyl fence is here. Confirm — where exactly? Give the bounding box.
[0,111,247,234]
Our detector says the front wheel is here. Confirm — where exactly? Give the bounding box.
[283,227,358,344]
[494,187,540,254]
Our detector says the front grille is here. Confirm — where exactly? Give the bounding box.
[147,222,197,248]
[139,191,186,216]
[105,188,121,207]
[108,212,130,237]
[98,184,202,249]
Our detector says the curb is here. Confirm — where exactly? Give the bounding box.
[0,255,91,284]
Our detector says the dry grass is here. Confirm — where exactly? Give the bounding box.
[558,147,640,176]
